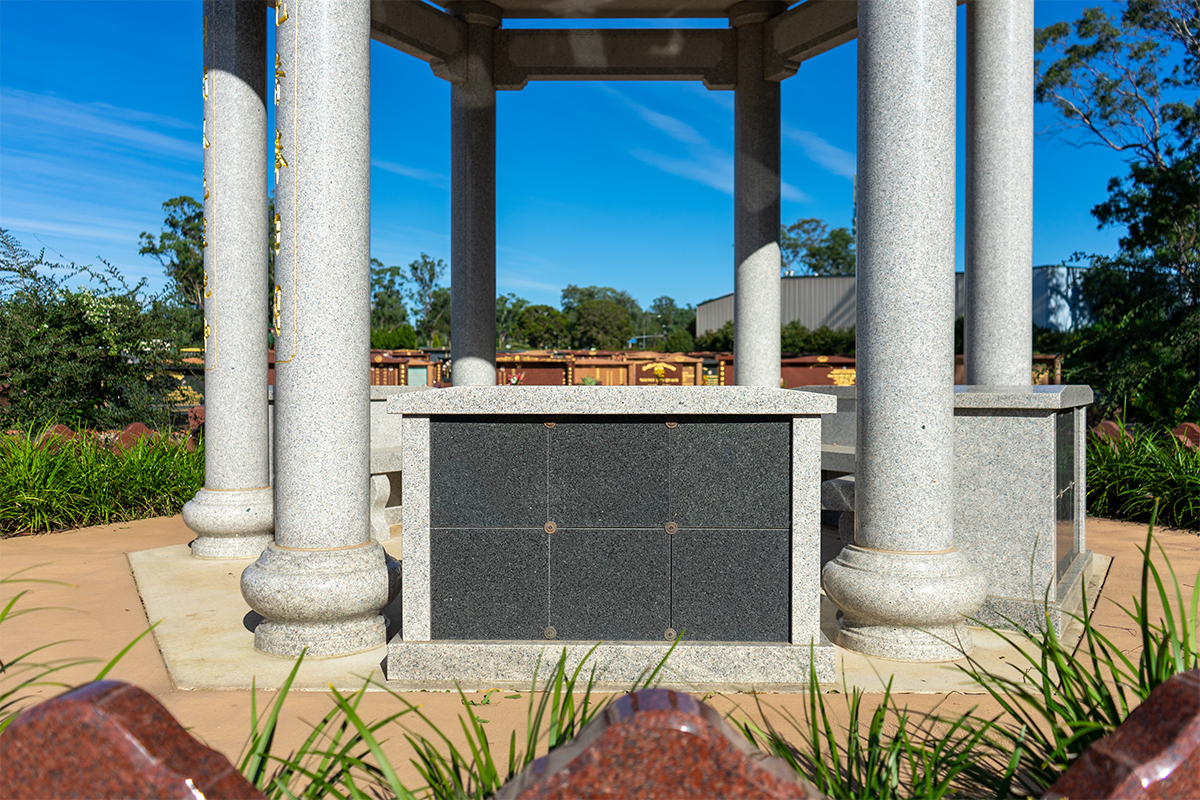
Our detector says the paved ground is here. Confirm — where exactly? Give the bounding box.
[2,514,1195,790]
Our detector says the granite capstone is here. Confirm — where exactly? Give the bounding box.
[185,0,273,560]
[671,528,789,642]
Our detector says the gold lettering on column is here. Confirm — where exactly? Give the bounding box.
[276,0,288,25]
[273,284,282,334]
[203,176,209,200]
[203,67,209,100]
[273,213,282,255]
[274,54,285,107]
[203,118,211,149]
[203,270,211,298]
[274,129,288,181]
[204,320,211,340]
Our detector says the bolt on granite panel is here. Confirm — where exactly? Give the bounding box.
[671,528,790,642]
[430,529,547,640]
[548,420,669,528]
[548,528,670,641]
[1055,410,1077,578]
[668,418,791,529]
[429,418,547,529]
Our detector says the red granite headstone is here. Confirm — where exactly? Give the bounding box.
[1044,670,1200,800]
[496,688,824,800]
[1172,422,1199,450]
[0,680,265,800]
[112,422,158,453]
[35,423,77,450]
[1092,419,1134,447]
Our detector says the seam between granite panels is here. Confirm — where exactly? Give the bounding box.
[790,416,821,646]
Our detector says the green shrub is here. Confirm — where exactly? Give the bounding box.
[0,425,204,536]
[1088,424,1200,529]
[371,324,419,350]
[0,229,185,430]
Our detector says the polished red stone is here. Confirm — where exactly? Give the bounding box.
[112,421,158,452]
[1045,670,1200,800]
[1173,422,1199,450]
[497,688,823,800]
[0,680,264,799]
[1093,419,1134,446]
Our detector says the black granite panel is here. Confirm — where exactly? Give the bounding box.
[430,529,546,640]
[548,420,668,528]
[670,418,791,529]
[671,528,790,642]
[430,419,547,529]
[1055,411,1077,578]
[548,528,670,641]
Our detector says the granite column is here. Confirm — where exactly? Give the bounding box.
[822,0,986,661]
[965,0,1034,385]
[731,1,784,387]
[184,0,274,559]
[241,0,389,657]
[449,2,500,386]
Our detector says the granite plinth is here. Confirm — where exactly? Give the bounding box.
[1045,670,1200,800]
[0,680,264,800]
[495,688,821,800]
[386,638,836,692]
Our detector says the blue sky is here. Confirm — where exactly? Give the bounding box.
[1,1,1130,310]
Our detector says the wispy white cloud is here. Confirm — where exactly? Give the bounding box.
[1,88,199,160]
[782,124,856,179]
[372,159,450,190]
[630,147,732,195]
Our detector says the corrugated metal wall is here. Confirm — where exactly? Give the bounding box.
[697,274,969,335]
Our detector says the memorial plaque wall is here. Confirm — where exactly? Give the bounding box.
[428,416,792,642]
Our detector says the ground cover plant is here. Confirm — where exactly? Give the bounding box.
[0,425,204,537]
[1087,423,1200,529]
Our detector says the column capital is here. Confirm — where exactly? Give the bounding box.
[445,1,502,27]
[728,1,787,27]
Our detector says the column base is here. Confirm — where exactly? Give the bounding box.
[183,486,274,559]
[834,615,973,662]
[823,544,987,662]
[241,540,389,658]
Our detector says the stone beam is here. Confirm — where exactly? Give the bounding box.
[370,0,467,83]
[765,0,857,81]
[494,28,736,90]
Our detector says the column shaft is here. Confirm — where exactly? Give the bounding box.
[822,0,986,662]
[732,3,783,387]
[449,3,500,386]
[241,0,388,658]
[184,0,274,559]
[965,0,1034,385]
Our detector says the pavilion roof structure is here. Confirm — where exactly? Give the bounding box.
[426,0,761,18]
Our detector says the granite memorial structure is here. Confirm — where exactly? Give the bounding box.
[185,0,1090,682]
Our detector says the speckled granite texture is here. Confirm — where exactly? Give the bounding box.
[185,0,273,560]
[964,0,1035,386]
[386,638,836,692]
[240,0,386,658]
[823,0,986,661]
[495,688,821,800]
[449,3,500,387]
[392,387,833,685]
[388,386,836,416]
[0,680,265,800]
